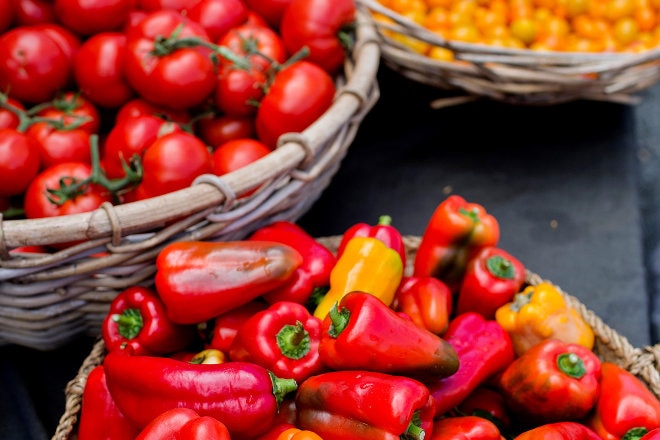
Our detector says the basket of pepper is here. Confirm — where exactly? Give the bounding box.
[52,195,660,440]
[0,0,380,349]
[356,0,660,105]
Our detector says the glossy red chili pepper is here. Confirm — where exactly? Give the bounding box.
[154,240,303,324]
[430,416,504,440]
[423,312,515,418]
[414,195,500,293]
[207,300,268,352]
[249,221,336,305]
[319,291,459,377]
[101,286,196,356]
[229,301,324,383]
[456,246,526,319]
[78,365,141,440]
[295,370,435,440]
[513,422,602,440]
[135,408,231,440]
[392,276,453,335]
[103,351,298,439]
[336,215,407,269]
[586,362,660,440]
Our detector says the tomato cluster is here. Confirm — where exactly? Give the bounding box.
[0,0,356,249]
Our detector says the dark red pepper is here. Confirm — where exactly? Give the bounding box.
[207,300,269,353]
[295,370,434,440]
[336,215,407,269]
[423,312,515,418]
[229,301,324,383]
[430,416,503,440]
[392,276,453,335]
[457,386,511,431]
[248,221,336,305]
[101,286,196,356]
[319,291,459,377]
[135,408,231,440]
[456,246,526,320]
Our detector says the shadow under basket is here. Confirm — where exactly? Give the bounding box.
[0,11,382,351]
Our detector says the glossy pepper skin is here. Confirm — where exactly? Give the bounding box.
[249,221,337,305]
[336,215,407,269]
[424,312,515,418]
[155,240,303,324]
[414,195,500,293]
[78,365,141,440]
[319,291,459,377]
[640,428,660,440]
[430,416,504,440]
[498,338,601,423]
[101,286,196,356]
[103,351,298,439]
[207,300,268,352]
[586,362,660,440]
[313,236,403,319]
[392,276,453,335]
[277,427,324,440]
[135,408,231,440]
[495,281,594,356]
[457,386,511,431]
[513,422,602,440]
[295,370,435,440]
[456,246,526,320]
[229,301,324,383]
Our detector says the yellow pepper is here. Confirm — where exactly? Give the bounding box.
[494,281,594,356]
[313,236,404,319]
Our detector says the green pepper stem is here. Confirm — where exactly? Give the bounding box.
[269,371,298,408]
[621,427,650,440]
[378,215,393,226]
[401,420,425,440]
[112,308,144,340]
[276,321,311,360]
[328,303,351,338]
[556,352,587,379]
[486,255,515,279]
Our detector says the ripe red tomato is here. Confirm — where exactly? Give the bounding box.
[114,98,192,125]
[26,120,92,168]
[53,0,133,36]
[31,23,81,64]
[184,0,249,41]
[218,23,287,71]
[34,92,101,135]
[0,128,41,197]
[137,0,197,12]
[212,138,271,176]
[241,0,292,30]
[195,114,256,148]
[255,61,335,148]
[10,0,56,26]
[0,97,25,130]
[214,65,267,117]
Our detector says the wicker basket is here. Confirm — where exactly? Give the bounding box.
[52,235,660,440]
[0,11,381,351]
[356,0,660,105]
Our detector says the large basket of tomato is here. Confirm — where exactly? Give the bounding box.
[0,0,380,350]
[356,0,660,105]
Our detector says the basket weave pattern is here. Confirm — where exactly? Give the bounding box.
[0,12,381,351]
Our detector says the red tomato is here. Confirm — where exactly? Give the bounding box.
[23,161,112,219]
[184,0,248,41]
[114,98,191,125]
[0,97,24,130]
[1,0,15,32]
[34,92,101,135]
[10,0,56,26]
[31,23,81,64]
[242,0,292,30]
[195,114,256,148]
[0,25,75,103]
[137,0,198,12]
[214,65,267,117]
[74,32,134,109]
[26,120,92,168]
[0,128,41,197]
[255,61,335,148]
[212,138,271,176]
[280,0,356,74]
[218,23,287,71]
[54,0,133,36]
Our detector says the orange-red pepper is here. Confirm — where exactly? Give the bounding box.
[391,276,453,335]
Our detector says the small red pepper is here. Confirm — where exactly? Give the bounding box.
[207,300,269,353]
[391,276,453,335]
[135,408,231,440]
[249,221,337,305]
[423,312,515,418]
[456,246,526,320]
[154,240,303,324]
[498,338,601,423]
[414,195,500,293]
[513,422,602,440]
[101,286,196,356]
[336,214,407,269]
[319,291,459,377]
[295,370,435,440]
[430,416,504,440]
[103,351,298,439]
[586,362,660,440]
[229,301,324,383]
[78,365,141,440]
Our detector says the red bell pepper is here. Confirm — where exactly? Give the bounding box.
[586,362,660,440]
[423,312,515,418]
[319,291,459,377]
[457,386,511,431]
[641,428,660,440]
[229,301,324,383]
[206,300,269,353]
[135,408,231,440]
[414,195,500,293]
[248,221,336,305]
[154,240,303,324]
[391,276,453,335]
[513,422,602,440]
[336,214,407,269]
[430,416,504,440]
[456,246,526,320]
[498,338,601,423]
[78,365,141,440]
[295,370,435,440]
[101,286,196,356]
[103,351,298,439]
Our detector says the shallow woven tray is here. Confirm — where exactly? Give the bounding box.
[357,0,660,105]
[0,12,381,351]
[52,235,660,440]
